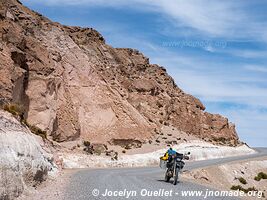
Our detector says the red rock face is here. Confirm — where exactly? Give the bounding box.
[0,0,239,145]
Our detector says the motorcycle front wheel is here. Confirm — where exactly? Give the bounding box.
[173,167,179,185]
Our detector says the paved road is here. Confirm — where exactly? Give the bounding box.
[64,148,267,200]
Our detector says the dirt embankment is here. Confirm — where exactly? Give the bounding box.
[184,157,267,199]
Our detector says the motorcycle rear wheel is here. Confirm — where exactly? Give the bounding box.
[165,170,171,182]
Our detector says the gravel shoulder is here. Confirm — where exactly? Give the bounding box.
[17,170,74,200]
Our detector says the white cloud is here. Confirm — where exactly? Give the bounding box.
[172,70,267,107]
[155,0,244,36]
[234,50,267,59]
[212,48,267,59]
[23,0,267,42]
[150,50,267,108]
[245,65,267,73]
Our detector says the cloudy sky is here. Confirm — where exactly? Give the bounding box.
[21,0,267,147]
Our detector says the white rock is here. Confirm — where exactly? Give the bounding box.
[6,10,15,21]
[60,140,256,169]
[0,110,56,199]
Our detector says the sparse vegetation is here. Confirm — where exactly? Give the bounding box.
[254,172,267,181]
[231,185,258,193]
[2,103,47,139]
[83,141,93,154]
[124,146,131,150]
[110,139,142,149]
[122,150,126,153]
[21,118,47,139]
[3,103,24,119]
[238,177,247,184]
[230,185,243,191]
[213,137,227,144]
[83,142,108,155]
[22,120,47,139]
[21,118,29,126]
[94,149,102,156]
[83,140,91,147]
[28,124,47,139]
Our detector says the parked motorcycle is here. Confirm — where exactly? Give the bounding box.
[160,152,190,185]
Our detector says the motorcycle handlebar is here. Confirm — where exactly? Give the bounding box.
[170,152,190,160]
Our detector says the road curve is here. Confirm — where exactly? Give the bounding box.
[64,148,267,200]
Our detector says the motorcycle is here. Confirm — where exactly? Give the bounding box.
[161,152,190,185]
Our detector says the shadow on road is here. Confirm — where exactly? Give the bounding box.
[156,179,182,185]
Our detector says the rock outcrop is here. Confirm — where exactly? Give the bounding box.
[0,0,239,145]
[0,110,56,200]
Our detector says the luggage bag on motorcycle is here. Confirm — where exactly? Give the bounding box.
[159,158,167,169]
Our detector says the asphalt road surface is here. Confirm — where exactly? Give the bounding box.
[64,148,267,200]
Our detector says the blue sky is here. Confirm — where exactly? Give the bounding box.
[21,0,267,147]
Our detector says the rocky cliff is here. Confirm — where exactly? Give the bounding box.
[0,0,239,146]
